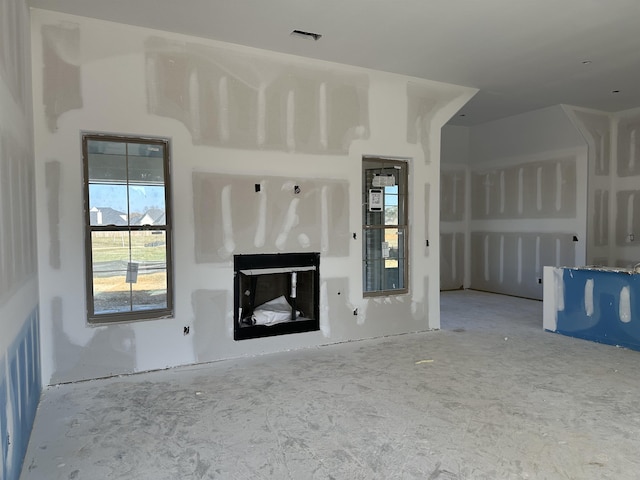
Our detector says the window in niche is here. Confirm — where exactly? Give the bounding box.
[82,133,173,323]
[362,157,408,296]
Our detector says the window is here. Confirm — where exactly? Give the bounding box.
[362,157,408,295]
[82,134,173,323]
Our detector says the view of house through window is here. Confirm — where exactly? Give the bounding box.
[83,134,173,323]
[362,157,408,295]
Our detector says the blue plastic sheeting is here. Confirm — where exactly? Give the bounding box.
[555,269,640,350]
[1,309,41,480]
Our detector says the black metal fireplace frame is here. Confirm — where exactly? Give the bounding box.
[234,252,320,340]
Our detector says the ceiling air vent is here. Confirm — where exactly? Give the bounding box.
[291,30,322,41]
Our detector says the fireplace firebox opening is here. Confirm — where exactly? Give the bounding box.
[234,253,320,340]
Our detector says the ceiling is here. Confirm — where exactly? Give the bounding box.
[28,0,640,126]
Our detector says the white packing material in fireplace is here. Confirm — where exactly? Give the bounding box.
[252,295,301,326]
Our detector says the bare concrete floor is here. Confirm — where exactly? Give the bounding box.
[21,290,640,479]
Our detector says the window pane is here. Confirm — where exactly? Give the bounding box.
[383,259,404,290]
[363,257,406,292]
[385,228,400,260]
[91,231,130,269]
[130,230,166,264]
[387,227,406,289]
[87,140,126,156]
[128,145,165,184]
[363,259,383,292]
[363,227,406,292]
[363,228,384,261]
[93,271,131,314]
[88,149,127,184]
[385,185,398,196]
[127,142,164,158]
[89,184,129,225]
[132,270,167,311]
[91,231,131,314]
[384,205,398,226]
[90,230,169,314]
[129,185,165,225]
[384,185,398,226]
[130,231,168,311]
[364,209,383,227]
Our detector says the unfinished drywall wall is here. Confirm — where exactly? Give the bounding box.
[1,0,41,478]
[1,132,38,292]
[571,110,611,177]
[31,9,476,386]
[471,232,576,299]
[616,191,640,246]
[593,189,609,248]
[440,169,466,223]
[407,83,470,164]
[440,232,465,290]
[469,105,586,164]
[193,173,350,262]
[424,183,431,258]
[567,106,640,269]
[191,290,230,362]
[44,160,60,269]
[617,115,640,178]
[41,24,82,132]
[448,105,639,301]
[468,154,584,300]
[407,83,437,161]
[440,166,467,290]
[465,106,587,299]
[564,107,612,265]
[145,38,370,155]
[440,111,588,297]
[441,125,470,165]
[49,296,137,384]
[471,157,577,220]
[440,125,471,289]
[613,109,640,268]
[1,0,29,113]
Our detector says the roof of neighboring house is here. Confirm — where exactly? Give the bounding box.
[139,208,166,225]
[129,212,144,225]
[91,207,128,226]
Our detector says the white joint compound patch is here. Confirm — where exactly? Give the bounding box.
[620,286,631,323]
[319,281,330,337]
[584,279,594,317]
[275,198,300,250]
[320,186,329,253]
[554,268,565,313]
[220,185,235,258]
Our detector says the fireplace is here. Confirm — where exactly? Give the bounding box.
[234,252,320,340]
